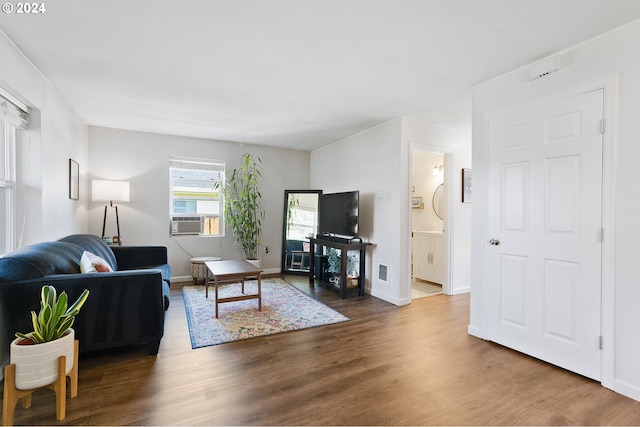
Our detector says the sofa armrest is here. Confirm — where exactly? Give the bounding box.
[111,246,168,269]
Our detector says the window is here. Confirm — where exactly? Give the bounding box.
[0,92,29,255]
[169,157,224,237]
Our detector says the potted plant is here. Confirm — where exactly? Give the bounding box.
[221,152,266,266]
[327,247,341,285]
[10,285,89,390]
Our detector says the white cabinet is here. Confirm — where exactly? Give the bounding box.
[412,231,444,285]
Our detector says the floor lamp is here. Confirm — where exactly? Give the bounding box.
[92,180,130,245]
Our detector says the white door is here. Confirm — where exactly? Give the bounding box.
[486,89,604,380]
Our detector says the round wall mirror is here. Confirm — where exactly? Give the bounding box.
[432,183,444,220]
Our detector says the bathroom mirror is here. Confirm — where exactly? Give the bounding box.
[281,190,322,274]
[432,183,444,220]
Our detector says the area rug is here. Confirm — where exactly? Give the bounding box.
[182,278,349,348]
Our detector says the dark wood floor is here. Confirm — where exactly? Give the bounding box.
[4,274,640,425]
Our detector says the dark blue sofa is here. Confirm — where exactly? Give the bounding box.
[0,234,171,356]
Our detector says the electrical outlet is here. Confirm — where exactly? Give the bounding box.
[265,246,269,254]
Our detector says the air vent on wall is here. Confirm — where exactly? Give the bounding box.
[378,264,389,282]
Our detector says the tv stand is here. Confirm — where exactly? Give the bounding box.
[309,236,372,298]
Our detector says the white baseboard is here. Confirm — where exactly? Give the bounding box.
[613,379,640,402]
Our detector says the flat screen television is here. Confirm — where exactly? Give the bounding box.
[318,191,359,239]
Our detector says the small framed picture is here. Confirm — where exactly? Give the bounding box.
[462,168,472,203]
[411,196,423,209]
[69,159,79,200]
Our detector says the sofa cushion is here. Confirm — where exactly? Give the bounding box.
[58,234,117,271]
[0,241,84,283]
[80,251,114,273]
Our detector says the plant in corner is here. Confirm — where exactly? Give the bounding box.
[9,285,89,390]
[221,152,266,262]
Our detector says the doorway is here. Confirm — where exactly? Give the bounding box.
[410,147,451,299]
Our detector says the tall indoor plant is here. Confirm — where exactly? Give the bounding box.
[222,152,265,263]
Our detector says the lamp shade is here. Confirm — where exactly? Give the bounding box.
[92,180,130,202]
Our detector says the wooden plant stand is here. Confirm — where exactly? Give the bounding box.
[2,340,79,426]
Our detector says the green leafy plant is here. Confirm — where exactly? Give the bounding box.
[16,285,90,344]
[327,247,341,274]
[221,152,265,260]
[286,194,300,235]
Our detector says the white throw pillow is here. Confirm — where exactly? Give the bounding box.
[80,251,113,273]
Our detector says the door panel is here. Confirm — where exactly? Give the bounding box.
[502,162,529,232]
[500,254,528,328]
[546,156,579,234]
[486,89,604,380]
[543,259,579,342]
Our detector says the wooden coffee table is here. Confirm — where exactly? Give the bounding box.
[204,260,262,318]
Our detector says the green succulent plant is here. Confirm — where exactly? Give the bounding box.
[16,285,90,344]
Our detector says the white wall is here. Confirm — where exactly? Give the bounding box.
[0,32,89,244]
[88,126,310,279]
[470,19,640,401]
[310,117,471,305]
[311,119,403,304]
[0,31,89,378]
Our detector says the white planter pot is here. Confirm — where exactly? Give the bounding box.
[10,328,75,390]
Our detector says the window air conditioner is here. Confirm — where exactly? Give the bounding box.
[171,216,204,235]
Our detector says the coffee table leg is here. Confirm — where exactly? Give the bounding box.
[215,278,219,318]
[258,273,262,312]
[205,274,209,298]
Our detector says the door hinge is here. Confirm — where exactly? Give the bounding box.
[599,335,604,350]
[600,119,606,134]
[598,228,604,243]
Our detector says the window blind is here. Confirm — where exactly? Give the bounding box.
[169,157,224,172]
[0,93,29,130]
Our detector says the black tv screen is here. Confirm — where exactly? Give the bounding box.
[318,191,359,238]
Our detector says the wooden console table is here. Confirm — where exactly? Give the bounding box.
[309,237,372,298]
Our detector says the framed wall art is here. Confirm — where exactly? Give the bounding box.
[69,159,79,200]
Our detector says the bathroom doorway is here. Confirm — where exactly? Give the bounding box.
[410,147,451,299]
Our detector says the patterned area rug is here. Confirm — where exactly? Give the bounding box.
[182,278,349,348]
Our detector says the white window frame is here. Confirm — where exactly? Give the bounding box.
[0,123,16,255]
[169,156,225,237]
[0,90,27,256]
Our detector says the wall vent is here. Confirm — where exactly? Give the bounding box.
[378,264,389,282]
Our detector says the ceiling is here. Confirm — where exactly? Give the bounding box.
[1,0,640,151]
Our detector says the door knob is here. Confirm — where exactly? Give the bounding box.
[489,239,501,246]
